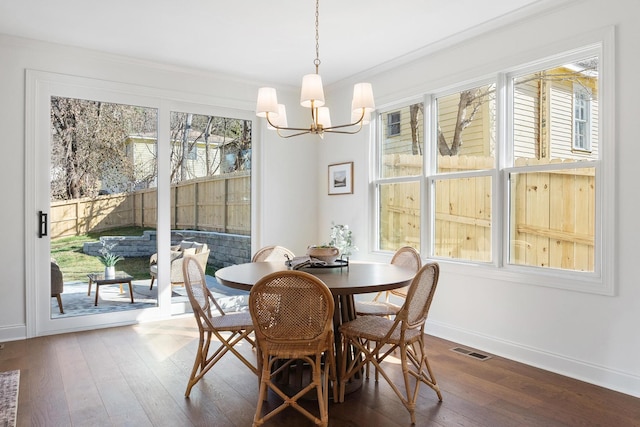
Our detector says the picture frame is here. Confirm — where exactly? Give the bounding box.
[328,162,354,195]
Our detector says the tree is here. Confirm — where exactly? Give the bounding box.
[169,113,252,183]
[51,97,149,200]
[437,87,493,156]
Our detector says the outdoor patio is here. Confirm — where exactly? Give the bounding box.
[51,275,249,318]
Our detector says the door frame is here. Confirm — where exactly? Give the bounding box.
[25,70,171,337]
[25,70,257,337]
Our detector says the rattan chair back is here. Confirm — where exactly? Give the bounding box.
[389,246,422,298]
[250,270,334,350]
[251,245,295,263]
[400,262,439,328]
[183,255,225,324]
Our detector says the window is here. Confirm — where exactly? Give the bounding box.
[387,111,401,137]
[373,39,613,294]
[508,56,598,272]
[433,83,496,263]
[170,112,252,182]
[573,85,592,151]
[376,104,422,251]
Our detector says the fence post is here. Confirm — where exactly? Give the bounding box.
[224,178,229,233]
[195,181,199,230]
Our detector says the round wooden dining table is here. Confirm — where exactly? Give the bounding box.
[215,260,415,393]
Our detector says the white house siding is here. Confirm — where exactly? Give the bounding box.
[514,78,540,160]
[513,69,599,163]
[549,78,599,161]
[129,137,157,189]
[382,104,423,156]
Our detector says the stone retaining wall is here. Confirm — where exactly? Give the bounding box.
[82,230,251,269]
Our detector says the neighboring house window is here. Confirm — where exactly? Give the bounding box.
[387,111,401,137]
[373,41,613,295]
[573,85,592,151]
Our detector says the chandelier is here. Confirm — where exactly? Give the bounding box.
[255,0,375,139]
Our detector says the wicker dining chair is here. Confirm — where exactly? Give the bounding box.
[182,255,257,397]
[355,246,422,317]
[339,262,442,425]
[249,270,337,427]
[251,245,295,263]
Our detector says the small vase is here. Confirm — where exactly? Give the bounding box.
[104,266,115,279]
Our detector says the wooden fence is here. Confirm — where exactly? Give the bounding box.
[50,171,251,238]
[380,155,595,271]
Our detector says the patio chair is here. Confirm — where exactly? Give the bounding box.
[251,245,295,263]
[355,246,422,317]
[182,255,257,397]
[338,262,442,425]
[51,260,64,314]
[149,241,209,290]
[249,270,337,427]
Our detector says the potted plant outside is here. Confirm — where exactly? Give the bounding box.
[98,238,124,279]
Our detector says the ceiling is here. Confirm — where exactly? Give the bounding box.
[0,0,558,87]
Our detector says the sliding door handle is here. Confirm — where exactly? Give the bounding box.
[38,210,48,238]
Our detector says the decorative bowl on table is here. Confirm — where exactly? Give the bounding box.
[306,245,340,264]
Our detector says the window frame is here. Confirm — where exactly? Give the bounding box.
[371,29,615,295]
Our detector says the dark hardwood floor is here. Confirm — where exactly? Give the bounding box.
[1,316,638,426]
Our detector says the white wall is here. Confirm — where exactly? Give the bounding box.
[0,0,638,399]
[320,0,640,398]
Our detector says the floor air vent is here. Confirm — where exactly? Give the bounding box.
[450,347,492,361]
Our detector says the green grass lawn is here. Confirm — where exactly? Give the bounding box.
[51,226,216,281]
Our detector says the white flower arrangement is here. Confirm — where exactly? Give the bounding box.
[329,223,358,257]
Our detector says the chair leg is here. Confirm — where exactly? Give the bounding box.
[253,354,270,426]
[185,331,208,397]
[54,294,64,314]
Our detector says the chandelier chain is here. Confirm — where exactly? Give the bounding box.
[314,0,320,72]
[255,0,373,138]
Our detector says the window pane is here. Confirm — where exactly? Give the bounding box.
[513,57,598,164]
[170,112,252,182]
[380,103,423,178]
[50,96,159,316]
[169,111,252,235]
[509,168,595,272]
[378,181,420,250]
[436,84,495,172]
[434,176,492,262]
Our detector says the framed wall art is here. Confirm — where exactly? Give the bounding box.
[328,162,353,195]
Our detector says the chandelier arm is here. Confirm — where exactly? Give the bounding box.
[265,113,313,132]
[325,125,364,135]
[323,109,366,132]
[276,129,313,138]
[324,121,364,132]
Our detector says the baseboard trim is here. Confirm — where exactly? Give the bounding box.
[427,320,640,399]
[0,325,26,343]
